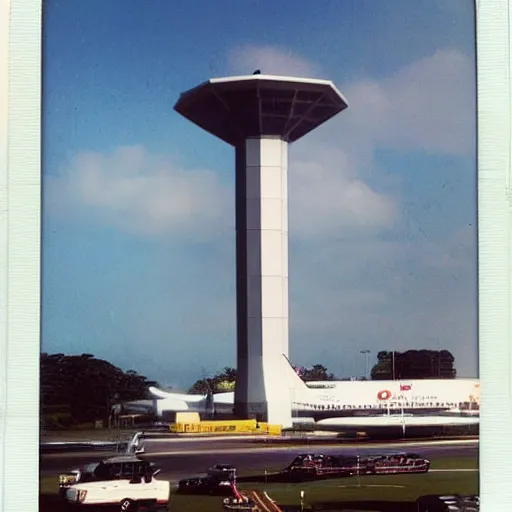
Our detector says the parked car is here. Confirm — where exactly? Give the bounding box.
[207,463,237,481]
[59,455,170,511]
[358,452,431,475]
[416,494,479,512]
[223,495,257,511]
[283,451,430,478]
[177,476,233,496]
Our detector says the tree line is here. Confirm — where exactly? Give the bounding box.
[188,363,336,394]
[41,353,157,428]
[188,350,457,393]
[370,350,456,380]
[41,349,457,427]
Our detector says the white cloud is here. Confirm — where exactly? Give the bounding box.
[45,145,232,240]
[343,49,476,156]
[46,140,397,239]
[288,146,397,237]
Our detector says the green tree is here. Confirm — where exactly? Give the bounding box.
[300,364,335,381]
[40,353,158,427]
[189,366,237,394]
[188,363,336,393]
[370,349,456,380]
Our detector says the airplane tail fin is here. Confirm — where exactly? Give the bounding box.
[149,386,172,399]
[281,354,309,395]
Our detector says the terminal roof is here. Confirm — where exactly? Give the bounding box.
[174,74,348,146]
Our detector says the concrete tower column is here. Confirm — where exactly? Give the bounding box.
[174,74,348,428]
[234,136,291,426]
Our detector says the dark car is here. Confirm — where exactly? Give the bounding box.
[207,463,236,481]
[284,453,352,479]
[283,451,430,479]
[363,452,430,475]
[177,476,233,496]
[286,454,328,470]
[416,494,479,512]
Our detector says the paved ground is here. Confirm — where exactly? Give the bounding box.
[40,438,478,483]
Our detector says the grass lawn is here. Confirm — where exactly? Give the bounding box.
[170,472,478,512]
[40,454,478,512]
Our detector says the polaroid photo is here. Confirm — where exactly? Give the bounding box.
[2,0,512,511]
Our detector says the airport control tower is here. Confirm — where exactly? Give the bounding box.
[174,74,348,427]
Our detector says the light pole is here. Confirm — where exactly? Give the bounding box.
[356,453,361,488]
[360,350,371,379]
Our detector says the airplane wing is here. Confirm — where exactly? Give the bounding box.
[148,386,205,403]
[212,392,234,404]
[316,415,479,430]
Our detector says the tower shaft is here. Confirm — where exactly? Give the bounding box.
[174,74,348,429]
[234,137,292,427]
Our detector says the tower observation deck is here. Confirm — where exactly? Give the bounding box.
[174,74,348,427]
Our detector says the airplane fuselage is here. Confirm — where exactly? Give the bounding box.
[148,355,479,431]
[290,378,479,421]
[151,378,479,422]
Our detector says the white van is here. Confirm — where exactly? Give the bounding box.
[60,455,170,511]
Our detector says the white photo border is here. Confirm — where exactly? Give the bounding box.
[1,0,511,510]
[2,0,42,511]
[476,0,512,509]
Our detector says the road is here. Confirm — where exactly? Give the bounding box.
[40,438,478,483]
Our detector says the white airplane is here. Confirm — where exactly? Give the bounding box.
[149,387,235,417]
[149,355,479,431]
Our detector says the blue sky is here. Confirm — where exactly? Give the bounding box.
[42,0,477,388]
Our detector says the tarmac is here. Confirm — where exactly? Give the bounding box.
[40,437,479,484]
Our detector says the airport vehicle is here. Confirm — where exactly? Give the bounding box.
[59,455,170,510]
[361,452,430,474]
[283,451,430,478]
[223,496,257,511]
[222,483,256,511]
[416,494,479,511]
[149,354,480,431]
[177,476,234,496]
[207,463,236,481]
[285,453,346,477]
